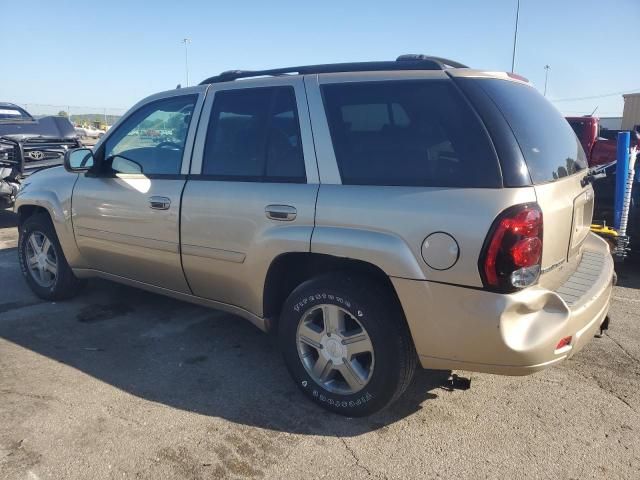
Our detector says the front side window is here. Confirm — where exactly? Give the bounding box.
[104,95,197,175]
[321,80,501,187]
[202,86,305,182]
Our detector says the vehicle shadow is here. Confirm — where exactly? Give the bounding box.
[616,257,640,289]
[0,208,18,228]
[0,276,451,437]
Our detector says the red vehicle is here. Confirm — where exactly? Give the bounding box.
[566,116,638,166]
[567,116,640,255]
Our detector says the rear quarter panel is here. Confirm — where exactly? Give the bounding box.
[312,184,536,286]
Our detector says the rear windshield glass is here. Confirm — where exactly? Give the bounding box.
[321,80,501,188]
[0,106,32,121]
[477,79,587,184]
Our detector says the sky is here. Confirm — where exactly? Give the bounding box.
[1,0,639,118]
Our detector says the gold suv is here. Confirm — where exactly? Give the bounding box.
[15,55,614,416]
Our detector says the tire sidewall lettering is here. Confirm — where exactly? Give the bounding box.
[292,292,354,314]
[310,387,374,409]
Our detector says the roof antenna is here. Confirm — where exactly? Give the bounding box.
[590,106,598,116]
[176,83,182,89]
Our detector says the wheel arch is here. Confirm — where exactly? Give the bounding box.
[15,195,83,268]
[263,252,405,324]
[17,204,52,225]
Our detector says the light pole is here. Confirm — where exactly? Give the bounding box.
[182,38,191,87]
[543,65,550,96]
[511,0,520,72]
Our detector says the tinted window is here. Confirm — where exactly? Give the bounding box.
[476,79,587,184]
[341,103,409,131]
[104,95,196,175]
[321,81,501,187]
[202,87,305,182]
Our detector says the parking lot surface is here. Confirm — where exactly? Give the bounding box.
[1,208,639,479]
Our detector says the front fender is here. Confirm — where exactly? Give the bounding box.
[14,168,84,267]
[310,226,425,279]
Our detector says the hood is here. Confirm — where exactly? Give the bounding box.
[0,115,77,139]
[24,164,66,178]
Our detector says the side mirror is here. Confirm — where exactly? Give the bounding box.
[110,155,143,174]
[64,148,94,173]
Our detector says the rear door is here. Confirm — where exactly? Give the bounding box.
[461,77,592,271]
[181,77,318,316]
[72,88,205,292]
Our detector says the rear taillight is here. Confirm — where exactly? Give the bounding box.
[555,336,572,350]
[480,204,543,292]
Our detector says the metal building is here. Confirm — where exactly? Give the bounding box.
[622,93,640,131]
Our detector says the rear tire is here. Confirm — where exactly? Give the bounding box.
[18,213,84,300]
[279,272,417,417]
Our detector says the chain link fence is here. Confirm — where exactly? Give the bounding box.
[17,103,127,127]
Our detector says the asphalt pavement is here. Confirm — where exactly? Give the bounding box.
[1,208,639,479]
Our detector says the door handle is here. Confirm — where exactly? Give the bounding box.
[265,204,297,221]
[149,196,171,210]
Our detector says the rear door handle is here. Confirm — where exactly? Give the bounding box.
[265,204,297,221]
[149,196,171,210]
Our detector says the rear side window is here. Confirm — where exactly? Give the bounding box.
[321,80,501,188]
[476,79,587,184]
[202,86,305,182]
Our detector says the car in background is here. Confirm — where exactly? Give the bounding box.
[566,116,639,167]
[75,125,106,138]
[567,115,640,252]
[0,102,82,208]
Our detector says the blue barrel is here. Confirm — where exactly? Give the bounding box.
[614,132,630,230]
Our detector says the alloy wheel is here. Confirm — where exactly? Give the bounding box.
[24,231,58,288]
[296,304,375,395]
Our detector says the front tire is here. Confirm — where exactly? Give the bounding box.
[18,213,84,300]
[279,272,417,416]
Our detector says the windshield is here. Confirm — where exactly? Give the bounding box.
[477,79,587,184]
[0,106,33,121]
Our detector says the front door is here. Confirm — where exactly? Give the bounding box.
[72,90,205,292]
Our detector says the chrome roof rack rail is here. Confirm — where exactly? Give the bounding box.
[199,54,468,85]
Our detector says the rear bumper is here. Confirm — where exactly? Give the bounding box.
[393,233,614,375]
